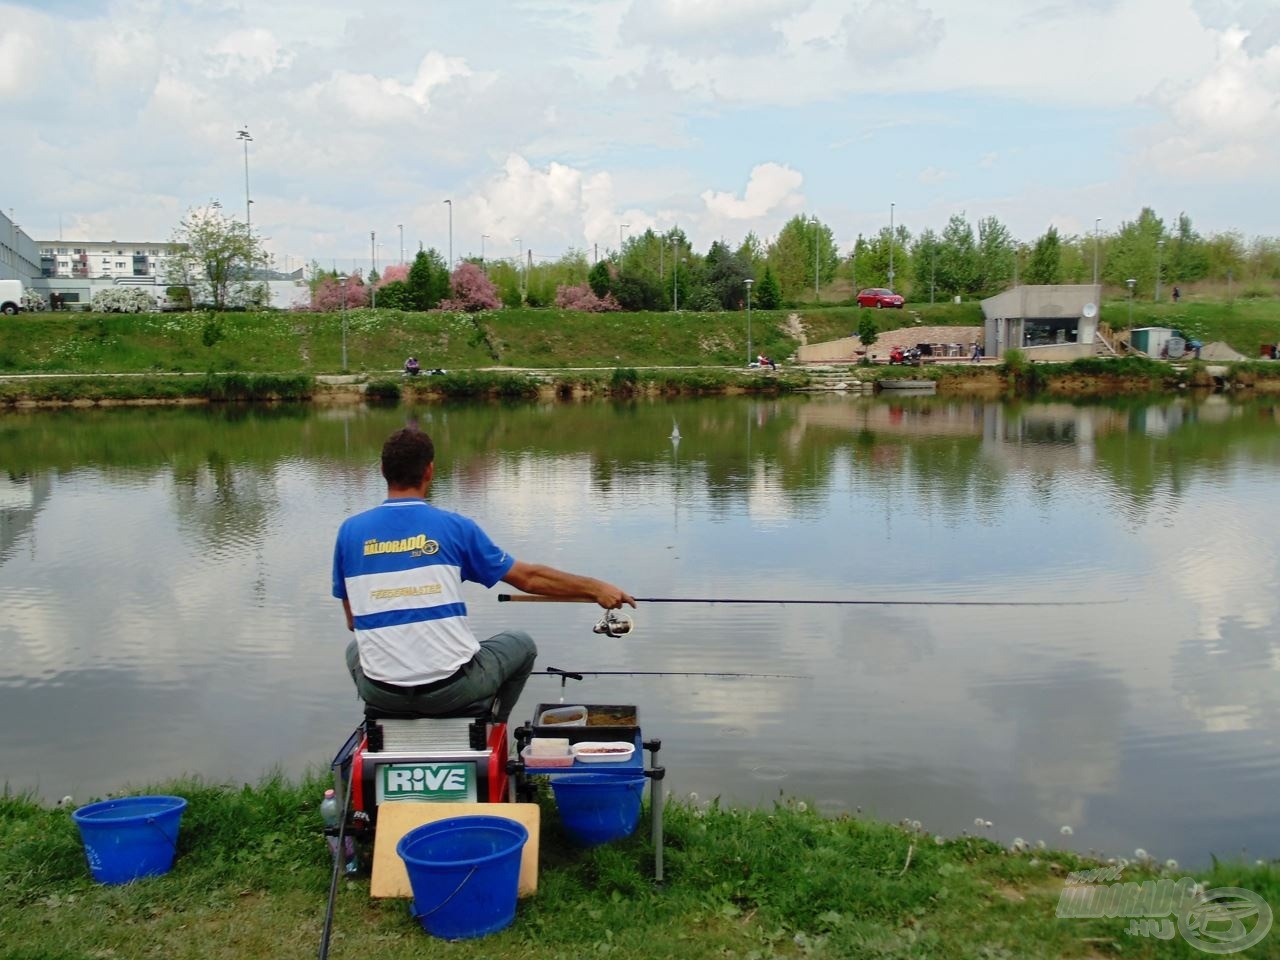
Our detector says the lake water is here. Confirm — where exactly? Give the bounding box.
[2,393,1278,867]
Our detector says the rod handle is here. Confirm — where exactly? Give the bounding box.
[497,594,588,603]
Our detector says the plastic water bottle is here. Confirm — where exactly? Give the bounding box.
[319,788,357,874]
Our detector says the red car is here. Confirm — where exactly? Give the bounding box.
[857,288,904,309]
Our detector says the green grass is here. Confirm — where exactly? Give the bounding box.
[4,777,1273,959]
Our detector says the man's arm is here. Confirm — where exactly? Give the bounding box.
[502,560,635,610]
[341,597,354,631]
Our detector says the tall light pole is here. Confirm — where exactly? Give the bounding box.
[398,224,404,266]
[744,278,754,364]
[339,274,349,371]
[1093,218,1101,286]
[888,202,895,290]
[1155,239,1165,302]
[672,242,681,311]
[481,234,490,266]
[514,236,522,297]
[619,223,629,256]
[809,217,819,303]
[236,126,253,233]
[370,231,377,308]
[1126,277,1136,327]
[443,199,452,269]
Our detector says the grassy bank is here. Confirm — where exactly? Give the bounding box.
[3,777,1273,959]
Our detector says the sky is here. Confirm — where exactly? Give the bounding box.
[2,0,1278,272]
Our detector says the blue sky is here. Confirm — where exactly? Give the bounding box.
[2,0,1277,271]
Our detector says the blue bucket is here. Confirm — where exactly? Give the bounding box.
[396,815,528,940]
[71,795,188,885]
[551,774,646,846]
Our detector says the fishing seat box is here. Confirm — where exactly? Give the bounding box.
[334,701,509,835]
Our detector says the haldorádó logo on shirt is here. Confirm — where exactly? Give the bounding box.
[369,584,443,600]
[362,535,440,556]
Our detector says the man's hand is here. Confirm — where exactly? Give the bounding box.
[503,560,634,609]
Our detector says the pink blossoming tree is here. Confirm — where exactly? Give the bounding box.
[554,283,621,312]
[440,262,501,312]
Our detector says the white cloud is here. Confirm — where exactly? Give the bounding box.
[919,166,954,185]
[1192,0,1280,53]
[619,0,806,54]
[843,0,946,63]
[700,163,804,220]
[298,51,472,126]
[207,28,293,80]
[1140,28,1280,178]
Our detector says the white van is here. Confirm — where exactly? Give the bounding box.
[0,279,22,315]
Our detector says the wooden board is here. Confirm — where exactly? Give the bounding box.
[369,803,540,899]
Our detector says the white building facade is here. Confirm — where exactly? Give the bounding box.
[38,240,183,281]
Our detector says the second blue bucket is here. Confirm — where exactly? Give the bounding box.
[550,774,646,846]
[71,795,188,885]
[396,815,528,940]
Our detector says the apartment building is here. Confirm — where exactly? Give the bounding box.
[2,208,41,283]
[38,240,184,281]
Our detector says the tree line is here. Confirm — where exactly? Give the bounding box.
[170,202,1280,312]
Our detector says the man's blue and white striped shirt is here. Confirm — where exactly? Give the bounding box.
[332,498,514,685]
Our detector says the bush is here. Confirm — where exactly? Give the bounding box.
[165,286,193,311]
[364,379,402,401]
[21,290,47,312]
[555,283,621,312]
[91,287,157,313]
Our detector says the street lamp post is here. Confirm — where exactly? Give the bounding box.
[443,199,452,269]
[673,244,681,311]
[514,237,523,297]
[619,223,629,256]
[745,278,754,364]
[481,234,490,266]
[236,126,253,232]
[1093,218,1101,286]
[809,217,819,303]
[888,202,895,289]
[1155,239,1165,302]
[339,275,349,371]
[398,224,404,266]
[1126,277,1136,327]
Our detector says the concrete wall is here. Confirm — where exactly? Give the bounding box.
[797,337,860,363]
[981,284,1102,358]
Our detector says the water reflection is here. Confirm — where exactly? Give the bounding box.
[1,395,1279,867]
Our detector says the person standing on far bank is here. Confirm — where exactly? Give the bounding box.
[333,428,634,722]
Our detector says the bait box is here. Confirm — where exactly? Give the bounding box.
[531,703,639,743]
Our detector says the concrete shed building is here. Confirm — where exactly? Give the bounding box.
[980,284,1102,360]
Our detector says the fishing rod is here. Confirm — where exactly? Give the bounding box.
[536,666,811,680]
[499,594,1120,608]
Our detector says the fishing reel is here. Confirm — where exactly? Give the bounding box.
[592,610,635,637]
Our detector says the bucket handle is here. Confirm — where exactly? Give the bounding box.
[409,866,479,921]
[145,815,180,853]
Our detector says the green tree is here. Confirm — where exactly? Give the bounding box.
[165,203,269,310]
[406,248,450,310]
[588,259,613,298]
[1025,226,1063,285]
[910,229,943,303]
[976,216,1016,295]
[857,314,878,351]
[1167,213,1209,284]
[854,227,909,292]
[1104,207,1165,297]
[936,214,979,298]
[755,265,782,309]
[704,240,753,310]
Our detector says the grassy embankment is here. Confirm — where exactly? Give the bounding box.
[1,298,1279,404]
[3,776,1275,960]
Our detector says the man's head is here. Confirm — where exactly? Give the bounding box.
[381,428,434,491]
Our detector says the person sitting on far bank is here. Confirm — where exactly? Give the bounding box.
[332,428,634,722]
[404,356,421,376]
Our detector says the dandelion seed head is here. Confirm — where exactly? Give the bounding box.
[1060,825,1074,837]
[1165,859,1178,871]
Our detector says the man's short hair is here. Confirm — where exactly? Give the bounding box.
[382,429,434,488]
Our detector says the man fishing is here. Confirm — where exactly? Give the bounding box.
[333,427,633,722]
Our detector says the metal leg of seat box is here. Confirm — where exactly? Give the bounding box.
[644,738,664,885]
